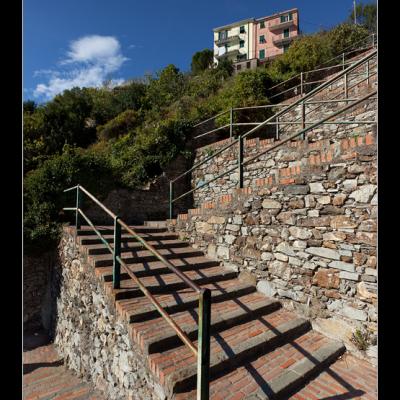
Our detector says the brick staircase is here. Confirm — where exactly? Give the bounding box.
[74,223,347,399]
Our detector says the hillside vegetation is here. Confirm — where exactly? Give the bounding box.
[24,23,369,254]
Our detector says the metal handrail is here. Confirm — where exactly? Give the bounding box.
[277,67,377,137]
[267,33,376,92]
[169,50,376,218]
[64,185,211,400]
[192,36,376,138]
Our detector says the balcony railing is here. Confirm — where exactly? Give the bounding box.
[215,34,240,46]
[215,49,240,60]
[269,19,295,31]
[273,35,294,47]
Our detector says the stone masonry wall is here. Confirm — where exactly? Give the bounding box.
[24,250,57,332]
[53,228,164,400]
[168,129,377,358]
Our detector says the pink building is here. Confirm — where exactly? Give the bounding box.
[254,9,300,62]
[213,8,300,73]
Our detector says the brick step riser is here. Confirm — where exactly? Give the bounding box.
[91,250,205,268]
[112,272,238,301]
[145,302,282,355]
[172,320,311,395]
[86,241,190,256]
[79,235,179,245]
[276,345,346,400]
[126,285,257,323]
[101,260,220,282]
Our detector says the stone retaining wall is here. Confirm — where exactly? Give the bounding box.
[23,250,57,332]
[168,129,377,355]
[53,228,163,400]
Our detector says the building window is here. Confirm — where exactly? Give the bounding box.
[259,49,265,59]
[280,13,293,23]
[283,44,290,53]
[219,30,228,40]
[283,28,290,38]
[240,25,245,33]
[260,21,265,29]
[259,35,266,44]
[239,40,245,48]
[246,61,251,69]
[237,64,242,71]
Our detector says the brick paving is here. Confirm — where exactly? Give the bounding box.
[289,353,377,400]
[23,331,105,400]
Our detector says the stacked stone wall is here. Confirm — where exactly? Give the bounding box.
[53,228,163,400]
[168,126,377,356]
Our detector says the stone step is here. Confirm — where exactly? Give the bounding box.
[84,239,189,256]
[88,246,205,268]
[116,279,256,323]
[175,331,345,400]
[101,265,237,300]
[149,308,311,397]
[78,232,179,245]
[130,293,281,355]
[95,255,220,281]
[77,225,168,236]
[144,220,168,228]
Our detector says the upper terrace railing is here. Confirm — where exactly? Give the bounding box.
[169,49,377,219]
[192,33,376,142]
[63,185,211,400]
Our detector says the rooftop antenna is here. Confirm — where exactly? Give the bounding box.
[353,0,357,24]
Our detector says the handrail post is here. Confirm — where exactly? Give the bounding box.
[342,53,345,71]
[300,72,304,97]
[366,59,370,86]
[197,288,211,400]
[275,116,279,140]
[372,32,375,48]
[301,101,306,140]
[75,185,81,231]
[229,107,233,139]
[113,216,121,289]
[344,72,348,103]
[238,134,244,188]
[169,181,174,220]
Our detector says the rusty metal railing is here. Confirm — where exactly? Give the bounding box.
[63,185,211,400]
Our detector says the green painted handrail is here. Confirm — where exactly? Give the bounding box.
[64,185,211,400]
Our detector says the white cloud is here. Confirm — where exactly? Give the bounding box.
[33,35,129,100]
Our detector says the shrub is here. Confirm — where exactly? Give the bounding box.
[24,147,116,255]
[109,117,191,188]
[191,49,214,75]
[97,109,142,141]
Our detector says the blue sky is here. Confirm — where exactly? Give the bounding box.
[24,0,368,102]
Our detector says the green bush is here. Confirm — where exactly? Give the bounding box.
[97,109,142,141]
[191,49,214,75]
[24,147,116,255]
[109,117,191,188]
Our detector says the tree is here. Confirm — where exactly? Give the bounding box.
[41,87,96,154]
[349,2,377,33]
[326,23,369,56]
[23,100,37,114]
[215,58,234,78]
[146,64,187,110]
[191,49,214,74]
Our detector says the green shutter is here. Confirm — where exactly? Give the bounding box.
[259,49,265,59]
